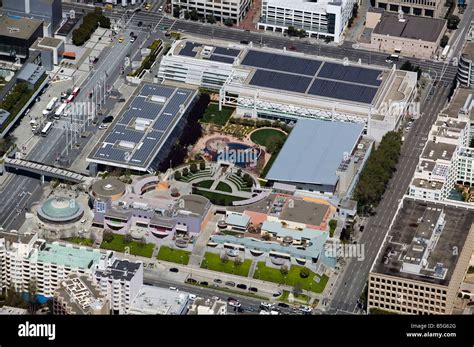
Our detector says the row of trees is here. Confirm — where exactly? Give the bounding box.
[287,26,307,38]
[174,161,206,180]
[348,3,359,28]
[228,117,293,133]
[175,6,234,26]
[400,60,422,80]
[72,7,111,46]
[353,131,402,215]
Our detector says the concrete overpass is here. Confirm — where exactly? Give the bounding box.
[2,157,89,184]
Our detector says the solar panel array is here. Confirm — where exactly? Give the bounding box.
[241,50,382,104]
[213,46,241,57]
[90,84,195,170]
[206,55,235,64]
[178,42,200,57]
[249,70,312,93]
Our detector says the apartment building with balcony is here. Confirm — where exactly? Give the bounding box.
[408,87,474,202]
[0,230,114,297]
[172,0,252,25]
[258,0,357,43]
[53,274,110,315]
[368,198,474,314]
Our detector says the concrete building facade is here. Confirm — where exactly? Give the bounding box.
[172,0,252,25]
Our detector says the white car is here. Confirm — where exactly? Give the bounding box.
[130,37,135,43]
[99,124,109,130]
[299,306,312,313]
[169,287,178,291]
[228,300,241,308]
[259,310,271,315]
[158,6,163,12]
[260,302,274,308]
[189,294,197,300]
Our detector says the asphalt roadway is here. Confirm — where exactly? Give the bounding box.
[326,83,453,314]
[63,2,458,82]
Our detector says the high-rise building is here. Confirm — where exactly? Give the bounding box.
[2,0,63,36]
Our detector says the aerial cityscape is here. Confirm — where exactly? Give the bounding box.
[0,0,473,337]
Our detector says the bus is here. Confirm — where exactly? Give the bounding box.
[54,103,67,119]
[46,97,58,111]
[41,121,54,137]
[71,87,80,97]
[66,94,74,103]
[441,45,450,60]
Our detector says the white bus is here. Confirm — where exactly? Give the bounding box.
[41,121,54,136]
[46,97,58,111]
[54,103,67,119]
[441,45,450,60]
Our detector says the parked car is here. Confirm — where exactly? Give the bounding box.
[249,287,258,293]
[169,268,179,273]
[137,21,143,27]
[225,281,236,287]
[102,116,114,123]
[228,299,241,308]
[240,40,249,45]
[189,294,197,300]
[169,287,178,291]
[213,278,222,284]
[99,124,109,130]
[260,302,273,309]
[236,284,247,290]
[277,302,289,308]
[299,306,312,313]
[118,98,126,103]
[186,278,197,284]
[200,281,209,286]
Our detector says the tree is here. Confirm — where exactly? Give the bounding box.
[235,257,243,266]
[174,170,182,180]
[199,161,206,170]
[206,15,216,24]
[300,268,310,279]
[220,253,229,263]
[173,6,181,18]
[183,167,189,176]
[293,282,303,296]
[440,35,449,48]
[190,163,198,173]
[103,231,114,243]
[280,265,289,275]
[243,173,253,187]
[189,9,199,21]
[236,168,242,177]
[266,136,285,153]
[224,18,234,26]
[184,10,190,20]
[447,15,460,29]
[124,233,133,243]
[352,3,359,18]
[261,233,271,241]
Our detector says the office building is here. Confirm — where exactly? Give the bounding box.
[172,0,252,25]
[53,274,110,315]
[2,0,63,36]
[258,0,357,43]
[0,16,43,62]
[158,39,418,143]
[128,285,190,315]
[368,198,474,314]
[371,0,444,17]
[458,42,474,88]
[365,9,446,59]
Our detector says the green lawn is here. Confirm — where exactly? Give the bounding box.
[195,180,214,189]
[194,189,245,206]
[201,252,252,277]
[279,290,310,304]
[250,128,286,147]
[157,246,190,265]
[100,233,154,258]
[216,181,232,192]
[64,237,94,247]
[253,262,328,293]
[201,103,235,126]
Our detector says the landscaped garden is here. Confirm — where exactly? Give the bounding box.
[63,237,94,247]
[201,252,252,277]
[215,181,232,192]
[193,189,246,206]
[253,262,328,293]
[221,123,255,138]
[157,246,190,265]
[100,233,154,258]
[195,180,214,189]
[279,290,310,304]
[250,128,287,147]
[200,103,235,126]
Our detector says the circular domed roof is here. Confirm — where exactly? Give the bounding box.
[92,177,126,200]
[37,197,84,224]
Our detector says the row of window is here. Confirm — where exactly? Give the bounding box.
[370,277,447,294]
